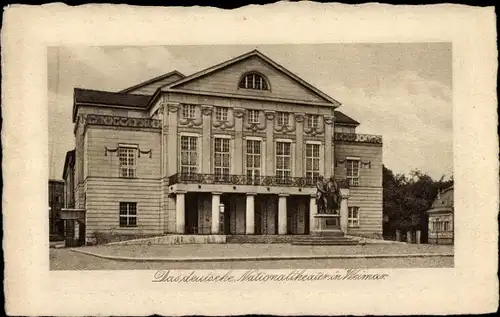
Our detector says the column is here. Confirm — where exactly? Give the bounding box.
[245,193,255,234]
[309,195,317,233]
[233,108,245,174]
[339,189,349,236]
[166,102,180,177]
[295,113,305,177]
[201,105,213,173]
[278,194,288,235]
[324,115,334,178]
[265,111,275,175]
[176,192,185,234]
[211,192,221,234]
[159,104,167,233]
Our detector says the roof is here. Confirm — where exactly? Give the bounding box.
[118,70,185,93]
[62,149,75,179]
[334,111,359,126]
[164,49,341,106]
[73,88,152,122]
[427,186,454,213]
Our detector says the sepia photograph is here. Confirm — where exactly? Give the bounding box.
[3,3,497,316]
[48,43,454,270]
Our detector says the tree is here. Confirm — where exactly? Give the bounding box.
[383,165,453,241]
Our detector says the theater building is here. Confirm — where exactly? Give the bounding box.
[62,49,383,244]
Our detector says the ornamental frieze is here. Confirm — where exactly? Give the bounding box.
[167,102,180,113]
[201,105,213,116]
[295,113,305,123]
[304,115,325,136]
[324,115,335,125]
[178,104,203,128]
[274,112,296,134]
[233,108,245,118]
[212,107,235,131]
[86,114,161,129]
[243,110,266,132]
[334,132,383,144]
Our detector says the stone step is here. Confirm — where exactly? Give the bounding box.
[291,240,358,245]
[226,234,360,245]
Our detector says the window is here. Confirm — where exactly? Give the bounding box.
[277,112,289,126]
[214,138,230,181]
[118,147,137,178]
[239,73,269,90]
[433,219,451,232]
[215,107,228,122]
[276,142,292,184]
[180,136,198,176]
[346,158,360,186]
[247,109,260,124]
[119,202,137,227]
[246,140,262,182]
[181,104,196,119]
[307,115,319,129]
[348,207,360,227]
[305,143,320,181]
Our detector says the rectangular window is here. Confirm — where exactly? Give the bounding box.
[181,104,196,119]
[276,141,292,184]
[118,147,137,178]
[119,202,137,227]
[214,138,230,181]
[215,107,228,122]
[307,114,319,129]
[180,136,198,176]
[348,207,360,227]
[246,140,262,183]
[247,109,260,124]
[346,159,360,186]
[305,143,320,182]
[277,112,289,126]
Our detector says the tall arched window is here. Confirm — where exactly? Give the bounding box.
[238,72,269,90]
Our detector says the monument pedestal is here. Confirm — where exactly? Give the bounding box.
[311,188,350,237]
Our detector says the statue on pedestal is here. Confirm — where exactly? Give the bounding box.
[316,176,342,214]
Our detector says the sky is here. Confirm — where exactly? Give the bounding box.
[48,43,453,181]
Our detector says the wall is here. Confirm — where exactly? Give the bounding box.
[85,177,162,242]
[86,127,161,179]
[346,187,383,237]
[334,142,383,187]
[84,126,162,242]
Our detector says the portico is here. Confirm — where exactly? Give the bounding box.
[170,176,350,236]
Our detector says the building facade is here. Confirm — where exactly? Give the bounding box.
[63,50,383,244]
[427,186,454,244]
[48,179,65,235]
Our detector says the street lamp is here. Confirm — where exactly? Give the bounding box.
[219,204,225,234]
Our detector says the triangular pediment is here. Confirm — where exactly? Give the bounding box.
[165,50,340,105]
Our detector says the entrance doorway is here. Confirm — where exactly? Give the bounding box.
[185,193,198,234]
[255,195,278,235]
[287,195,310,235]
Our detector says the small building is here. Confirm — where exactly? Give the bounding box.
[48,179,65,235]
[427,186,454,244]
[63,49,384,244]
